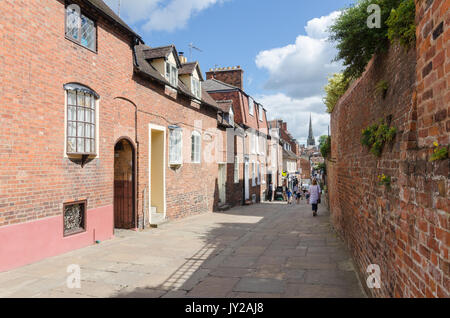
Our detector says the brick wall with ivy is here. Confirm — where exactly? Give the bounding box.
[327,0,448,298]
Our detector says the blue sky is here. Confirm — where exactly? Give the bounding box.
[104,0,355,144]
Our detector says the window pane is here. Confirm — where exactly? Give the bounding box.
[166,63,170,79]
[90,97,95,109]
[66,8,80,40]
[68,106,76,121]
[77,138,85,153]
[91,139,96,153]
[77,123,85,137]
[77,93,84,106]
[81,15,95,50]
[68,121,76,137]
[77,107,85,122]
[67,138,76,153]
[85,124,91,138]
[84,94,91,109]
[68,91,76,105]
[85,109,91,123]
[91,125,95,139]
[85,139,91,153]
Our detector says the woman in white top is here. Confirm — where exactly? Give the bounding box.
[308,178,321,217]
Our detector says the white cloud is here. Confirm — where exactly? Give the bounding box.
[256,93,330,145]
[104,0,226,32]
[255,11,342,99]
[254,11,341,144]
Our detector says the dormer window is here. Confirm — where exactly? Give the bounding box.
[248,97,254,116]
[191,77,202,99]
[65,4,96,51]
[165,62,178,87]
[259,106,263,121]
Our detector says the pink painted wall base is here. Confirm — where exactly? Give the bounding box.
[0,205,114,272]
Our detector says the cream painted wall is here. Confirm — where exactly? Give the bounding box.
[152,58,165,77]
[150,128,166,215]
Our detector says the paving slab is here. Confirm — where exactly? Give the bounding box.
[0,202,366,298]
[234,278,286,294]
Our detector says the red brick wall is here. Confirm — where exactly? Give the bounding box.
[327,0,449,297]
[0,0,222,231]
[206,69,244,90]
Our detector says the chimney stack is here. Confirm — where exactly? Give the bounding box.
[205,66,244,90]
[179,52,187,64]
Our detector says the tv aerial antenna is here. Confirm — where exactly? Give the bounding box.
[117,0,121,17]
[189,43,203,61]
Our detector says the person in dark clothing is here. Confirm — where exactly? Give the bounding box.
[268,182,273,202]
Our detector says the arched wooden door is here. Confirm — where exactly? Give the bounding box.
[114,139,135,229]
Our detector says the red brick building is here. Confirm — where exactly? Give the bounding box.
[204,68,270,205]
[0,0,232,272]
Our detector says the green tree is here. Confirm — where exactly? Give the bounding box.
[323,73,351,113]
[319,135,329,148]
[386,0,416,48]
[320,136,332,159]
[329,0,404,80]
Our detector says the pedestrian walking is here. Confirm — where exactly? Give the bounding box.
[293,184,298,203]
[268,182,273,202]
[308,178,322,217]
[287,188,293,204]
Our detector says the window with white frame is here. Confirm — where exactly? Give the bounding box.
[234,156,239,183]
[65,85,97,155]
[257,162,260,185]
[65,4,96,51]
[258,105,263,121]
[229,107,234,126]
[259,135,265,155]
[165,62,178,87]
[191,77,201,99]
[255,134,260,154]
[191,131,201,163]
[169,127,183,165]
[248,97,254,116]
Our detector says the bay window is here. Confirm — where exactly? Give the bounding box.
[65,84,98,155]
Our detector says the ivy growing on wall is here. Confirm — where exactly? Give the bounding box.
[386,0,416,48]
[320,136,332,159]
[361,119,397,157]
[329,0,416,80]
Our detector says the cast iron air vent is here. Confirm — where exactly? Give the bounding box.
[63,200,87,237]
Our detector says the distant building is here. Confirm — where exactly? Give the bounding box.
[307,114,316,147]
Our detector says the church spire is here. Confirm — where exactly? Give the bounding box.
[307,114,315,146]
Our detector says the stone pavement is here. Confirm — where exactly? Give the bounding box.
[0,201,367,298]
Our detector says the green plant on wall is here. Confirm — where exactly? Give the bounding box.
[386,0,416,48]
[361,119,397,157]
[375,80,389,98]
[320,136,332,159]
[378,174,391,187]
[329,0,408,80]
[324,73,352,113]
[430,142,448,162]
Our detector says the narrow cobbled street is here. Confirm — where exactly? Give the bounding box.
[0,202,366,298]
